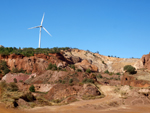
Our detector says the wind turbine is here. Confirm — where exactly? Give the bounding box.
[28,13,52,48]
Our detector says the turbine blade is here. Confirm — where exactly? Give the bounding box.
[28,26,40,29]
[43,27,52,36]
[41,13,45,26]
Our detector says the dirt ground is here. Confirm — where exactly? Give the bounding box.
[1,85,150,113]
[1,102,150,113]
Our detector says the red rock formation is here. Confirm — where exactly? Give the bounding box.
[141,53,150,70]
[2,73,31,83]
[121,72,150,88]
[75,59,98,72]
[0,53,70,74]
[45,84,101,101]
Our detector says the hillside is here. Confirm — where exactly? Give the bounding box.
[0,47,150,113]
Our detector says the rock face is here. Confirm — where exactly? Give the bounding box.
[2,73,37,83]
[2,73,31,83]
[78,84,101,96]
[0,49,145,75]
[0,53,69,74]
[63,49,143,73]
[141,53,150,70]
[75,59,98,72]
[121,72,150,88]
[45,84,101,101]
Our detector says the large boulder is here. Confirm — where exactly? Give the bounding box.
[78,84,101,96]
[45,84,81,100]
[70,56,81,63]
[17,98,29,107]
[75,59,98,72]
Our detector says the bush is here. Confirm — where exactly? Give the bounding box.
[69,64,75,70]
[82,78,94,83]
[76,69,82,72]
[69,78,73,83]
[86,69,91,73]
[12,67,26,73]
[0,47,70,57]
[7,82,19,91]
[58,79,62,83]
[102,61,105,64]
[19,80,23,82]
[62,80,65,84]
[0,60,10,76]
[13,78,17,83]
[104,70,109,74]
[91,74,96,78]
[3,68,10,75]
[96,74,103,78]
[116,72,121,75]
[29,85,35,92]
[47,63,57,70]
[124,65,136,74]
[12,67,18,73]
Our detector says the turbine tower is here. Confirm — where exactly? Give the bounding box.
[28,13,52,48]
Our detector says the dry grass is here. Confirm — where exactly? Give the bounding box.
[82,94,105,100]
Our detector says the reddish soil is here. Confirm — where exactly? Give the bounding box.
[121,72,150,87]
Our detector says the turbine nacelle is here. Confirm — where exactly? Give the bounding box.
[28,13,52,48]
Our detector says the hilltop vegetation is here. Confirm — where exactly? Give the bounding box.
[0,47,70,57]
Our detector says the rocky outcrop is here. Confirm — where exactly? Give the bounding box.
[45,84,101,101]
[0,53,70,74]
[2,73,35,83]
[141,53,150,70]
[63,49,143,73]
[78,84,101,96]
[75,59,98,72]
[121,72,150,88]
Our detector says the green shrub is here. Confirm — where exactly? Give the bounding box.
[29,85,35,92]
[69,64,75,70]
[0,47,70,57]
[82,78,94,83]
[0,60,10,76]
[104,70,109,74]
[124,65,136,74]
[82,78,87,83]
[7,82,18,91]
[19,80,23,82]
[69,78,73,83]
[116,72,121,75]
[62,80,65,84]
[58,79,62,83]
[86,79,94,83]
[13,78,17,83]
[91,74,96,78]
[47,63,57,70]
[86,69,91,73]
[102,61,105,64]
[0,81,7,88]
[12,67,18,73]
[96,74,103,78]
[76,69,82,72]
[3,68,10,75]
[47,63,53,70]
[18,68,26,73]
